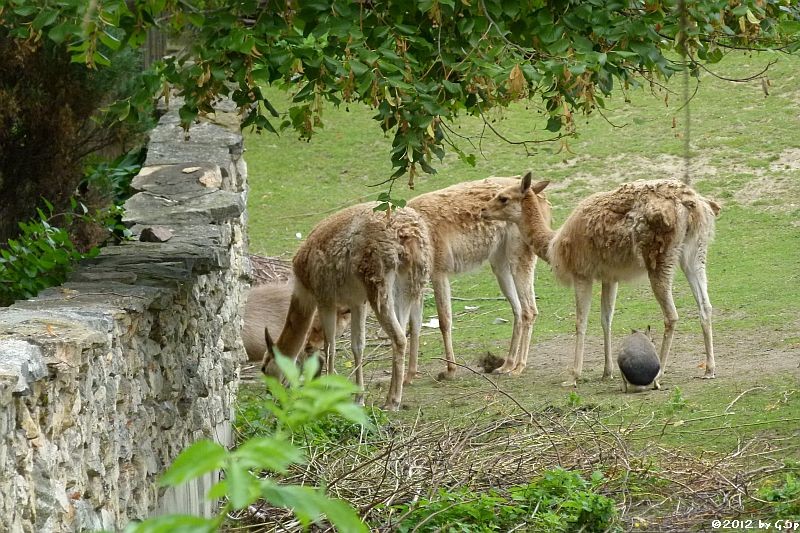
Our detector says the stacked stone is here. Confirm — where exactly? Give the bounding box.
[0,100,248,532]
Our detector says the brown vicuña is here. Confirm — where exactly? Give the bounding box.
[481,172,720,388]
[241,282,350,365]
[407,177,551,378]
[262,202,432,410]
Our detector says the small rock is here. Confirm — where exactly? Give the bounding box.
[139,226,174,243]
[181,166,202,174]
[492,317,509,325]
[197,167,223,188]
[422,317,439,329]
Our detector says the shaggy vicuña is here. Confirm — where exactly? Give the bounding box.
[481,172,720,388]
[241,282,350,365]
[407,177,551,378]
[262,203,432,411]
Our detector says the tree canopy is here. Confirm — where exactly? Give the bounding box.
[3,0,799,186]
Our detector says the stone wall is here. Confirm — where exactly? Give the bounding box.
[0,100,249,532]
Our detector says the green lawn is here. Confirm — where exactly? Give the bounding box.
[242,51,800,529]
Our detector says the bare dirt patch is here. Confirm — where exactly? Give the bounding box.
[551,150,800,213]
[552,153,718,191]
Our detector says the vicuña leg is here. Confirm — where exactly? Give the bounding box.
[681,258,716,378]
[350,303,368,404]
[509,254,537,375]
[490,263,523,374]
[565,278,593,387]
[649,272,679,390]
[600,281,618,380]
[319,304,339,376]
[432,274,457,379]
[406,295,423,385]
[369,278,408,411]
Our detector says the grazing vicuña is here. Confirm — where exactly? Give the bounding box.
[262,203,432,410]
[241,282,350,366]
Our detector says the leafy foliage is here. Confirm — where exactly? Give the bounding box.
[2,0,799,189]
[126,354,368,533]
[0,202,97,306]
[81,147,146,205]
[758,470,800,518]
[0,27,150,241]
[392,468,619,532]
[0,146,141,307]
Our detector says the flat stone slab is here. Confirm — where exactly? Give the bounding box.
[12,282,170,315]
[131,163,223,195]
[122,189,245,226]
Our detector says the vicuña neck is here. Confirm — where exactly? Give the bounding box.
[522,198,555,263]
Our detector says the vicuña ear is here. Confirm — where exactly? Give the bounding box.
[264,326,275,356]
[262,326,276,374]
[533,180,550,194]
[646,325,651,335]
[521,171,532,192]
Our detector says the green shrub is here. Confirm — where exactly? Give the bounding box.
[0,200,133,307]
[0,203,97,306]
[0,146,140,307]
[758,472,800,519]
[80,147,146,205]
[236,384,388,447]
[392,468,619,532]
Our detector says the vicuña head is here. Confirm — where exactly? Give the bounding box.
[480,172,553,262]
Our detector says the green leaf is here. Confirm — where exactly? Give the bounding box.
[123,515,219,533]
[335,403,370,427]
[545,116,562,132]
[233,436,305,472]
[206,480,228,501]
[98,30,122,51]
[302,354,321,381]
[274,353,301,387]
[226,463,258,510]
[31,9,59,30]
[320,497,369,533]
[159,440,227,487]
[179,106,198,126]
[13,5,37,16]
[261,482,367,532]
[349,60,370,76]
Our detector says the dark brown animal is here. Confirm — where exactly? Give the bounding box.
[617,327,660,392]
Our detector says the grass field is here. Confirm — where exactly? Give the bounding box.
[242,51,800,530]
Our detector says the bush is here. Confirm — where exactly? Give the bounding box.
[0,195,134,307]
[0,32,152,243]
[758,471,800,519]
[392,468,619,532]
[0,203,97,306]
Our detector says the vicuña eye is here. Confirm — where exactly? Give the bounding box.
[499,196,508,204]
